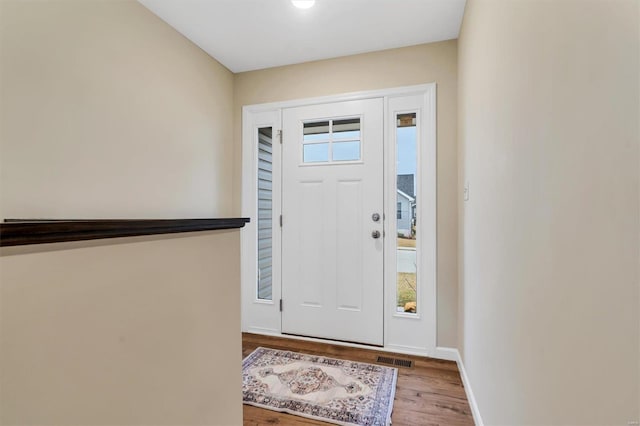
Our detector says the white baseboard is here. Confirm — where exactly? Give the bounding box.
[453,349,484,426]
[434,346,459,361]
[384,343,429,356]
[245,326,280,335]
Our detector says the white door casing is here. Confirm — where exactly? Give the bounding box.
[241,84,437,358]
[281,98,384,346]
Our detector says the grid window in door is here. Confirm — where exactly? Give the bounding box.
[302,118,361,163]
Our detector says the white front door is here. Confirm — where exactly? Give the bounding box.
[281,98,384,346]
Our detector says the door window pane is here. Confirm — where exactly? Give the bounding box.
[396,113,417,314]
[303,120,330,142]
[303,143,329,162]
[332,141,360,161]
[333,118,360,140]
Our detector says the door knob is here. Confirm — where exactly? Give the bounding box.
[372,213,380,222]
[371,230,381,239]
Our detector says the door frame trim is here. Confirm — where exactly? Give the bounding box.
[242,84,435,114]
[241,83,438,358]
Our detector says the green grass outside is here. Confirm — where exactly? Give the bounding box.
[397,272,417,311]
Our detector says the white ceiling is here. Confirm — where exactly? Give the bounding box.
[138,0,466,73]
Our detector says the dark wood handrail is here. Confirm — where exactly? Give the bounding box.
[0,218,250,247]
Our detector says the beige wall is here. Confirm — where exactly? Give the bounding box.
[458,0,640,424]
[0,1,241,424]
[0,0,234,219]
[0,232,242,425]
[234,41,459,347]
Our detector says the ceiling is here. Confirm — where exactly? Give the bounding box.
[138,0,467,73]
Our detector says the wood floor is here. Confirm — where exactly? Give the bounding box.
[242,333,474,426]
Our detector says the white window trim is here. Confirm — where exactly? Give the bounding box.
[241,109,282,334]
[383,91,437,357]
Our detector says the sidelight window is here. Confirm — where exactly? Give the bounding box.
[396,113,418,314]
[257,127,273,300]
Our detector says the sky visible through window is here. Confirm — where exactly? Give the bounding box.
[397,126,417,189]
[303,128,361,162]
[302,126,416,171]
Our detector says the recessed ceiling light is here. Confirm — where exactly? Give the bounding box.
[291,0,315,9]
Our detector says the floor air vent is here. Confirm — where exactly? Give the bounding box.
[376,356,413,368]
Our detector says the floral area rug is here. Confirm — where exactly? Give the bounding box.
[242,347,398,426]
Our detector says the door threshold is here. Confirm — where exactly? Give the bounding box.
[245,329,437,358]
[282,332,384,348]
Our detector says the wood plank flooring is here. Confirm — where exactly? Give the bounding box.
[242,333,474,426]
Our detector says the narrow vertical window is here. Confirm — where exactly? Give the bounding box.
[257,127,273,300]
[396,113,417,314]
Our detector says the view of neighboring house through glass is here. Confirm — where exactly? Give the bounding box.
[396,113,417,314]
[257,127,273,300]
